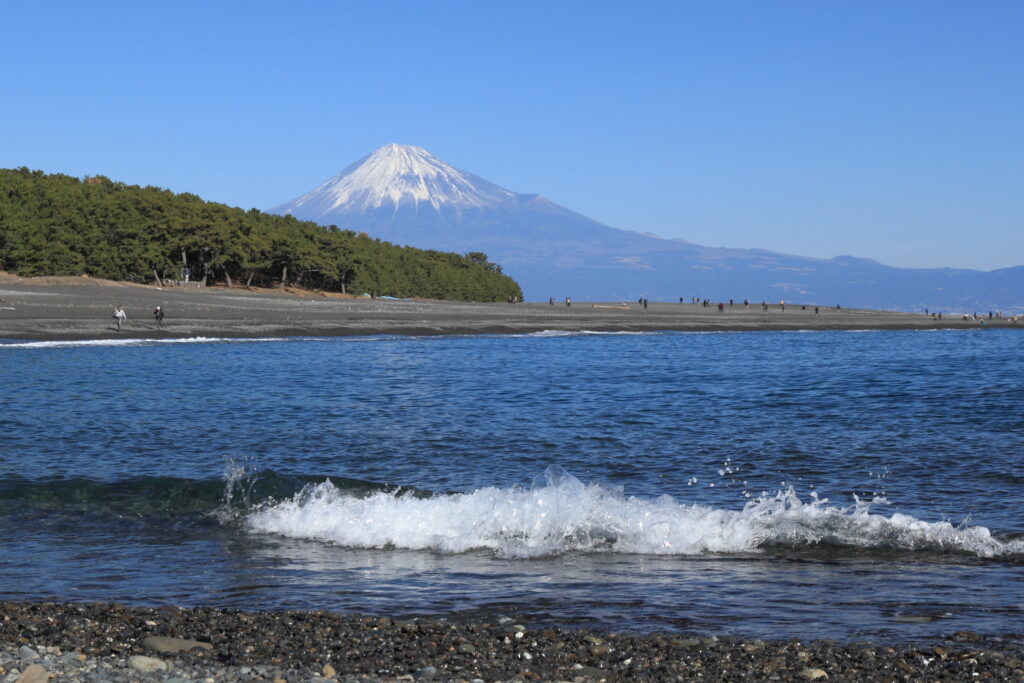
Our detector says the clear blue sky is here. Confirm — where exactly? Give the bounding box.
[2,1,1021,270]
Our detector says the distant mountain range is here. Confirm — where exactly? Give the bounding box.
[270,144,1023,311]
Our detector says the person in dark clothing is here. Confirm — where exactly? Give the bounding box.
[153,306,165,328]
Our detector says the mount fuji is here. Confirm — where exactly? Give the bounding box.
[269,144,1022,311]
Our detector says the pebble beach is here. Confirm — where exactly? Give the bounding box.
[3,602,1023,682]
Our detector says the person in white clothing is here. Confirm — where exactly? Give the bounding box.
[114,305,127,331]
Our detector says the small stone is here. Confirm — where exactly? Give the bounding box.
[16,664,51,683]
[143,636,214,654]
[521,651,533,660]
[129,655,170,673]
[801,668,829,680]
[574,666,605,679]
[590,645,611,657]
[671,638,703,648]
[583,635,603,646]
[415,665,438,680]
[457,643,477,655]
[18,647,39,663]
[322,663,336,678]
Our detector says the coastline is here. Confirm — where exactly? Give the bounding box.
[2,601,1021,682]
[0,276,1016,342]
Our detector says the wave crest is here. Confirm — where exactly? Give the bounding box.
[244,465,1024,559]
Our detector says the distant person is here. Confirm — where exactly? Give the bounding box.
[729,299,733,307]
[113,305,127,331]
[717,302,724,312]
[814,306,819,315]
[153,306,164,328]
[643,298,648,310]
[549,297,554,306]
[565,297,571,307]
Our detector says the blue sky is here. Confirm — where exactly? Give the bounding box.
[2,1,1021,270]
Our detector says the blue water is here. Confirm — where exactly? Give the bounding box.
[1,330,1023,643]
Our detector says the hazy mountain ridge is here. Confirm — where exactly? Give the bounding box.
[270,145,1023,311]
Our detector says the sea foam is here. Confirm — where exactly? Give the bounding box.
[244,466,1023,559]
[0,336,289,349]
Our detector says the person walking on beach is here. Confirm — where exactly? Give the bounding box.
[113,305,127,331]
[153,306,164,328]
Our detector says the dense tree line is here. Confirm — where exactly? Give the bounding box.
[0,168,522,301]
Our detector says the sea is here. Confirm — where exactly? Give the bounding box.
[1,329,1022,644]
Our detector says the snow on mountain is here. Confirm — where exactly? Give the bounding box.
[268,145,1023,311]
[272,143,516,216]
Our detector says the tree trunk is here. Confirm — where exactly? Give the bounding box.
[280,265,288,289]
[224,268,232,288]
[246,270,256,289]
[152,269,163,287]
[340,268,347,294]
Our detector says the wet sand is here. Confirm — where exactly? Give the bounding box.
[0,275,1013,341]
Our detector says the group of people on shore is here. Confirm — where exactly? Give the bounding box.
[112,305,163,330]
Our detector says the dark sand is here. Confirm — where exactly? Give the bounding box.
[0,275,1015,341]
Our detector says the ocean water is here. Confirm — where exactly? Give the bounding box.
[1,329,1022,643]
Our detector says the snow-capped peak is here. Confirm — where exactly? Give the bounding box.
[278,143,516,214]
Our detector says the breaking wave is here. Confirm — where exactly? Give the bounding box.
[245,465,1024,560]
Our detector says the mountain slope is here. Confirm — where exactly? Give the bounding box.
[270,145,1023,311]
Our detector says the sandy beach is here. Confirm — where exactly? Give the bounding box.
[0,275,1014,341]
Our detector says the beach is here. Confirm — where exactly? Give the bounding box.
[0,274,1013,341]
[5,277,1024,682]
[2,601,1021,682]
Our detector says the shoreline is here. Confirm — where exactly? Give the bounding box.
[2,601,1021,682]
[0,276,1017,342]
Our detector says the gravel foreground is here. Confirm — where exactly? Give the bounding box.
[2,603,1023,682]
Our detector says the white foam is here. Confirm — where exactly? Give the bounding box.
[0,336,289,349]
[244,466,1024,559]
[518,330,656,338]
